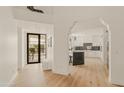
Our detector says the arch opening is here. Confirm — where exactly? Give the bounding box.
[68,18,111,85]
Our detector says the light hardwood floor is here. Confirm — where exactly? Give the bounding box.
[12,58,114,87]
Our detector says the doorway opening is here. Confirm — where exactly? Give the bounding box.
[27,33,47,64]
[68,19,111,86]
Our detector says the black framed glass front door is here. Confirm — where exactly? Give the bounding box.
[27,33,47,64]
[27,33,40,64]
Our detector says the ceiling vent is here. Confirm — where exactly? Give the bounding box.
[27,6,44,14]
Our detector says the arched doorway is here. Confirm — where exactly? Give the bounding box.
[68,18,111,86]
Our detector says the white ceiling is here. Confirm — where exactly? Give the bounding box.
[12,6,53,24]
[12,6,124,26]
[70,18,106,33]
[13,6,53,15]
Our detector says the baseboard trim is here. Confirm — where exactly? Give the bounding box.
[112,83,124,87]
[8,71,18,87]
[111,80,124,87]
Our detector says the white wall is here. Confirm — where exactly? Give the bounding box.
[71,28,104,47]
[71,34,102,46]
[105,17,124,85]
[0,7,17,86]
[17,20,54,71]
[53,19,72,75]
[18,27,23,70]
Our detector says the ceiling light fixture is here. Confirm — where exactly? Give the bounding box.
[27,6,44,14]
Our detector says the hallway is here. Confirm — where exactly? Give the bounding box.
[12,58,113,87]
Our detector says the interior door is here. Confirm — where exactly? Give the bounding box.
[27,33,40,64]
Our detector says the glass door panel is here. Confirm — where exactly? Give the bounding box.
[27,33,40,64]
[40,34,47,60]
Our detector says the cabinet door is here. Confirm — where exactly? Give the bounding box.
[73,52,84,65]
